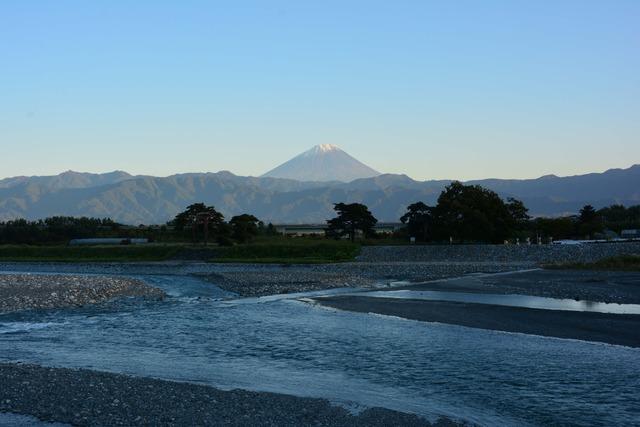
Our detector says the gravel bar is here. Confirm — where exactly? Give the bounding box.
[200,262,532,297]
[0,274,165,314]
[396,269,640,304]
[1,243,638,298]
[0,363,457,427]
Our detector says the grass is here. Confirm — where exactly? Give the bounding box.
[0,244,180,262]
[0,239,361,264]
[544,254,640,271]
[209,240,361,264]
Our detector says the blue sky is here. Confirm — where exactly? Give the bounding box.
[1,1,638,181]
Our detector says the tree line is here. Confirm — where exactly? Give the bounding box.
[325,182,640,243]
[0,217,120,245]
[1,182,638,245]
[168,202,277,245]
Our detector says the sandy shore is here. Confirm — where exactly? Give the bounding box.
[0,274,165,314]
[0,363,457,427]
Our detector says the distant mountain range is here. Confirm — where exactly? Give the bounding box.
[0,146,638,224]
[261,144,380,182]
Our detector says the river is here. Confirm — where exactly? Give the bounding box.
[1,273,639,426]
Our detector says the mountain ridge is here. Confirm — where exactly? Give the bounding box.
[0,164,638,224]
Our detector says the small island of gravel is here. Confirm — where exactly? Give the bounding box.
[0,274,165,313]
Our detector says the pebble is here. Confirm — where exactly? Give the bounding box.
[0,274,165,314]
[0,363,455,427]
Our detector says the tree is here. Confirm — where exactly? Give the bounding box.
[326,203,377,242]
[432,181,516,243]
[533,216,577,241]
[400,202,434,241]
[579,205,597,223]
[170,203,225,244]
[578,204,602,238]
[598,204,640,234]
[506,197,530,227]
[229,214,260,243]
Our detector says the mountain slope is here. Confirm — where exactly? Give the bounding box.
[0,165,638,224]
[0,170,132,190]
[261,144,380,182]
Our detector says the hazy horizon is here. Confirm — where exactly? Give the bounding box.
[2,1,639,181]
[0,149,638,183]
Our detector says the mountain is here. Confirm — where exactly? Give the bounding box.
[0,165,638,224]
[261,144,381,182]
[0,170,132,190]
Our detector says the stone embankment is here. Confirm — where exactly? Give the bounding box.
[356,242,640,264]
[0,274,165,313]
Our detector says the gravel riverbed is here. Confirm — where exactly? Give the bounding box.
[0,363,455,427]
[1,243,639,426]
[1,242,638,298]
[0,274,165,314]
[201,262,533,297]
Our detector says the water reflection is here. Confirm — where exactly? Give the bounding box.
[349,290,640,314]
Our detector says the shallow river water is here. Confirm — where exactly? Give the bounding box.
[1,274,639,426]
[355,289,640,314]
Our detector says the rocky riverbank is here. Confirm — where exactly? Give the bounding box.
[0,274,165,313]
[201,262,532,297]
[314,269,640,347]
[0,363,456,427]
[1,242,638,298]
[356,242,640,264]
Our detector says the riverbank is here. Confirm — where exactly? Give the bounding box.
[208,242,640,296]
[0,259,534,297]
[0,274,165,313]
[316,295,640,347]
[0,363,455,427]
[356,242,640,264]
[314,269,640,347]
[394,269,640,304]
[1,242,639,307]
[200,262,532,296]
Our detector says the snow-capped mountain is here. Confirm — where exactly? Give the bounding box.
[261,144,381,182]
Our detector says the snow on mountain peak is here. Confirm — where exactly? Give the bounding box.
[261,145,381,182]
[302,144,341,156]
[315,144,340,152]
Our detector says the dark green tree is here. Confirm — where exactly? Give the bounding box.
[229,214,260,243]
[578,204,602,238]
[532,216,577,241]
[400,202,434,241]
[170,203,225,244]
[506,197,530,227]
[171,203,216,230]
[326,202,377,242]
[432,181,515,243]
[598,204,640,234]
[579,205,597,222]
[265,222,279,236]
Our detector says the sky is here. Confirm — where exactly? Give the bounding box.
[1,0,639,181]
